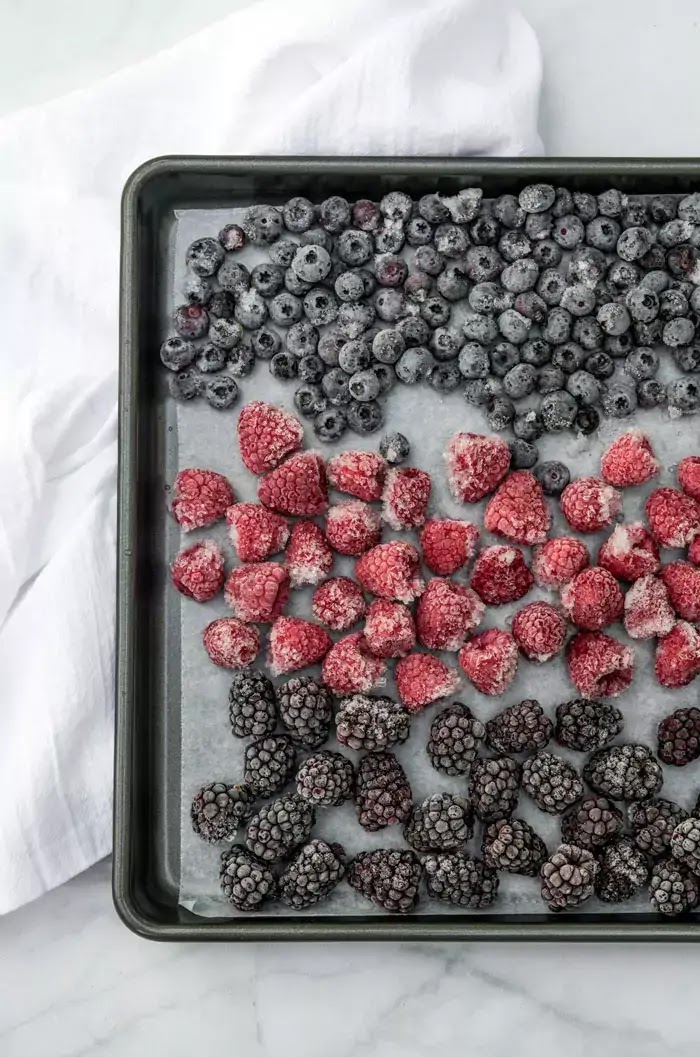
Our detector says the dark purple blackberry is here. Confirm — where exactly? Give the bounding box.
[649,858,699,916]
[671,817,700,875]
[245,793,315,863]
[229,671,276,739]
[355,752,412,832]
[423,854,499,909]
[595,838,649,903]
[427,703,485,776]
[469,756,521,821]
[541,844,599,911]
[522,752,583,814]
[347,849,422,913]
[554,698,623,753]
[485,699,552,755]
[657,707,700,767]
[277,676,333,750]
[191,782,255,843]
[220,846,277,911]
[243,735,297,797]
[584,745,663,802]
[404,793,473,852]
[336,694,410,752]
[279,839,346,909]
[628,799,689,858]
[296,750,355,807]
[561,796,624,850]
[482,817,547,876]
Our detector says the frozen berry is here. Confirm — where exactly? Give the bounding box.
[363,599,416,658]
[561,567,624,632]
[285,521,333,588]
[326,500,381,556]
[445,432,511,503]
[624,574,676,640]
[171,468,234,532]
[471,545,534,605]
[346,399,383,435]
[186,236,224,276]
[561,477,622,533]
[268,617,333,676]
[534,460,570,497]
[202,618,260,669]
[567,632,635,699]
[484,470,551,546]
[355,541,424,603]
[459,629,518,696]
[259,452,328,517]
[226,503,289,563]
[598,522,660,582]
[382,467,431,530]
[655,622,700,689]
[646,487,700,548]
[678,457,700,500]
[237,401,304,475]
[379,431,410,466]
[322,632,387,694]
[395,653,460,713]
[171,539,224,602]
[416,578,485,651]
[160,336,196,371]
[225,562,289,623]
[533,536,589,588]
[660,561,700,621]
[512,601,567,663]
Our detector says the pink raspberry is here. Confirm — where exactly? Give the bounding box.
[419,518,480,575]
[458,629,518,696]
[660,561,700,621]
[327,450,386,500]
[655,621,700,688]
[285,520,333,587]
[363,599,416,658]
[171,539,224,602]
[511,601,567,663]
[226,503,289,562]
[415,578,485,651]
[646,487,700,548]
[267,616,333,676]
[382,467,431,530]
[237,401,304,474]
[567,632,635,698]
[484,470,551,546]
[532,537,590,589]
[355,542,424,603]
[561,477,622,533]
[445,432,511,503]
[678,456,700,500]
[624,575,676,640]
[689,536,700,565]
[258,451,328,516]
[561,567,624,631]
[326,500,381,556]
[598,522,660,582]
[224,563,289,622]
[470,545,534,605]
[600,431,659,488]
[321,633,387,694]
[395,653,460,712]
[202,617,260,668]
[312,577,367,631]
[171,468,235,531]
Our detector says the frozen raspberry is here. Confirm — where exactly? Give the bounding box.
[268,617,333,676]
[322,632,387,694]
[533,537,589,589]
[382,467,431,530]
[363,599,416,658]
[512,601,566,663]
[171,468,235,531]
[445,432,511,503]
[624,575,676,640]
[660,561,700,621]
[327,450,386,501]
[326,500,381,556]
[237,401,304,474]
[470,545,534,605]
[600,431,659,488]
[202,617,260,668]
[459,629,518,696]
[395,653,460,713]
[171,539,224,602]
[284,520,333,587]
[561,477,622,533]
[312,577,366,631]
[655,622,700,688]
[561,567,624,631]
[567,632,635,699]
[258,451,328,516]
[678,456,700,501]
[646,487,700,549]
[484,471,551,546]
[226,503,289,562]
[355,542,425,603]
[689,536,700,565]
[224,563,289,622]
[598,523,660,582]
[415,578,485,651]
[419,518,480,575]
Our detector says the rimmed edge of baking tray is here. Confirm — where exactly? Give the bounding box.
[116,155,700,940]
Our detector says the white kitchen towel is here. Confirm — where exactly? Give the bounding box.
[0,0,541,913]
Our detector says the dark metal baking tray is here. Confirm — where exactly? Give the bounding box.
[115,156,700,940]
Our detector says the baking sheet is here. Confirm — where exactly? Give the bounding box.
[167,206,696,918]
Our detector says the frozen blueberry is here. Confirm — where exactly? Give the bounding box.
[490,342,520,377]
[227,342,255,377]
[195,343,227,373]
[498,308,531,345]
[186,237,224,277]
[574,406,600,435]
[641,244,667,270]
[296,355,324,384]
[284,268,313,296]
[566,370,600,406]
[300,228,333,253]
[234,290,267,330]
[509,439,539,469]
[465,246,503,283]
[291,245,332,284]
[607,260,641,297]
[251,326,281,359]
[678,193,700,223]
[305,288,339,327]
[572,192,598,223]
[427,362,461,393]
[532,239,563,268]
[514,292,548,324]
[513,409,544,442]
[434,224,469,259]
[624,347,659,381]
[658,219,693,248]
[600,382,637,418]
[585,352,615,380]
[396,315,431,348]
[169,367,203,401]
[535,460,570,496]
[649,194,677,224]
[285,321,319,358]
[346,399,383,435]
[319,196,351,233]
[561,283,596,317]
[519,184,555,214]
[568,247,607,288]
[334,270,365,303]
[523,211,551,244]
[459,342,490,379]
[375,254,408,288]
[542,307,572,345]
[663,317,695,347]
[242,205,283,245]
[625,286,659,323]
[640,270,670,294]
[338,339,371,374]
[500,259,539,294]
[269,352,298,380]
[314,329,344,367]
[597,303,631,337]
[418,193,450,224]
[621,197,647,228]
[373,329,405,364]
[160,336,195,371]
[470,282,513,314]
[462,312,499,344]
[205,374,239,409]
[421,295,452,328]
[406,216,433,247]
[499,229,532,262]
[486,397,516,432]
[674,344,700,372]
[444,187,482,223]
[493,194,525,229]
[335,229,373,266]
[463,377,503,406]
[470,213,501,245]
[215,259,250,299]
[293,381,328,419]
[283,197,315,233]
[396,346,433,384]
[667,243,699,278]
[348,369,381,402]
[414,245,445,276]
[174,304,209,340]
[585,217,621,253]
[596,189,622,217]
[552,187,574,218]
[379,190,412,224]
[337,301,374,339]
[637,379,666,408]
[249,263,284,298]
[633,320,664,346]
[541,390,578,431]
[373,363,396,393]
[183,273,213,306]
[270,236,302,267]
[375,221,406,255]
[437,265,470,302]
[208,290,236,319]
[667,378,700,414]
[379,431,410,464]
[352,199,382,232]
[658,289,689,320]
[314,407,348,442]
[218,224,246,252]
[210,318,243,350]
[614,226,652,262]
[322,368,351,406]
[552,214,585,249]
[572,316,604,351]
[374,288,407,323]
[537,269,567,307]
[503,362,537,399]
[537,364,566,394]
[404,272,434,305]
[551,341,586,374]
[430,327,462,361]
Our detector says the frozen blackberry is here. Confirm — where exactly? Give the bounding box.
[486,700,553,755]
[347,849,422,914]
[336,694,410,752]
[482,817,548,876]
[228,671,276,739]
[423,853,499,908]
[269,351,298,381]
[278,676,333,750]
[541,843,598,911]
[404,793,474,852]
[220,846,277,911]
[561,796,624,850]
[595,838,649,903]
[379,431,410,465]
[294,383,328,419]
[427,703,485,776]
[279,839,346,909]
[629,799,689,858]
[314,408,348,443]
[169,368,203,401]
[208,290,236,318]
[191,782,255,843]
[649,858,699,916]
[657,707,700,767]
[671,817,700,875]
[509,439,538,470]
[522,752,583,814]
[584,745,663,802]
[469,756,521,822]
[346,399,383,435]
[160,336,195,371]
[186,236,224,276]
[245,793,316,863]
[242,204,283,245]
[205,373,239,410]
[227,342,255,377]
[296,751,355,807]
[555,699,624,753]
[244,735,297,797]
[355,752,412,832]
[540,390,578,431]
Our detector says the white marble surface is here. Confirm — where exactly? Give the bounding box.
[5,0,700,1053]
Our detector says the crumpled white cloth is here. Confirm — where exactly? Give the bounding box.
[0,0,541,914]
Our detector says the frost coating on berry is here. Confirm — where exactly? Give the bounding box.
[416,578,485,652]
[335,694,410,752]
[322,633,387,694]
[459,629,519,696]
[237,401,304,474]
[660,561,700,621]
[512,601,566,662]
[326,499,381,556]
[561,477,622,533]
[600,431,659,488]
[598,522,659,582]
[567,631,635,698]
[419,518,480,575]
[470,545,534,605]
[382,467,431,530]
[655,622,700,688]
[445,432,511,503]
[285,521,333,587]
[678,456,700,501]
[258,451,328,516]
[363,599,416,658]
[202,618,260,669]
[171,468,235,531]
[355,541,424,603]
[560,567,624,631]
[224,563,289,623]
[327,450,386,500]
[484,471,551,546]
[226,503,289,562]
[395,653,460,712]
[267,617,332,676]
[171,539,225,602]
[533,537,589,588]
[624,575,676,640]
[646,487,700,548]
[312,576,366,630]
